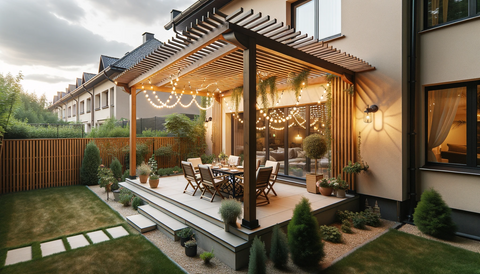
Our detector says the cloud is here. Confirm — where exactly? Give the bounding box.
[24,74,72,84]
[45,0,86,23]
[0,0,131,67]
[86,0,192,25]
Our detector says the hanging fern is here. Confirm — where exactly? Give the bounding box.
[267,76,277,105]
[232,86,243,115]
[344,85,354,95]
[256,76,277,114]
[288,70,310,100]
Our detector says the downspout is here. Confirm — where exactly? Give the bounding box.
[82,85,94,131]
[407,0,418,222]
[103,71,116,120]
[67,93,78,123]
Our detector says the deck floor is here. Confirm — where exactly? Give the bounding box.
[128,175,352,234]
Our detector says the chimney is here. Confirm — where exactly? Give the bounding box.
[142,32,154,44]
[171,9,181,21]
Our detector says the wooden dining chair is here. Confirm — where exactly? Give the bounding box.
[187,157,203,172]
[181,161,203,196]
[238,166,273,205]
[198,164,227,202]
[265,160,280,196]
[228,155,240,166]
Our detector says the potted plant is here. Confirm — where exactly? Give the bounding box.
[184,238,197,257]
[178,227,194,247]
[343,160,369,174]
[137,161,151,184]
[149,173,159,188]
[218,198,242,232]
[111,181,120,201]
[303,134,328,193]
[218,151,228,165]
[317,178,334,196]
[97,164,117,200]
[332,175,349,198]
[119,187,133,206]
[200,250,215,264]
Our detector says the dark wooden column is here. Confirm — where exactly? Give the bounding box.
[241,37,259,230]
[129,87,137,179]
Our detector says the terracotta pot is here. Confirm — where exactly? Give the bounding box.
[149,178,159,188]
[336,189,346,198]
[139,174,149,184]
[319,187,333,196]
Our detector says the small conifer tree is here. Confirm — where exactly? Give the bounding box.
[270,224,289,268]
[80,141,101,185]
[248,236,267,274]
[413,188,457,239]
[110,157,122,181]
[288,197,324,267]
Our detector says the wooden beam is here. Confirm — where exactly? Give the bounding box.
[241,36,259,230]
[129,87,137,178]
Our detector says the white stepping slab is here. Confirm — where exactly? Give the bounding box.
[41,239,66,257]
[67,234,90,249]
[106,226,129,239]
[5,246,31,266]
[87,230,110,244]
[126,214,156,233]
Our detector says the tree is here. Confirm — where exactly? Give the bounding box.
[288,197,324,267]
[0,73,22,139]
[80,141,101,185]
[413,188,457,240]
[110,157,123,181]
[248,236,267,274]
[303,134,327,175]
[270,224,289,268]
[164,113,193,137]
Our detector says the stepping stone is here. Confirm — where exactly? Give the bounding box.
[106,226,129,239]
[67,234,90,249]
[5,246,31,266]
[87,230,110,244]
[41,239,66,257]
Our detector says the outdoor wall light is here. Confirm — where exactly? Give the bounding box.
[363,105,379,123]
[205,117,212,123]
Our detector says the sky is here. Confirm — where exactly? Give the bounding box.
[0,0,197,103]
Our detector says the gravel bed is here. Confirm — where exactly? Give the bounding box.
[399,224,480,253]
[89,185,396,273]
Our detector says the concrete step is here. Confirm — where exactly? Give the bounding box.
[126,214,156,233]
[138,204,188,241]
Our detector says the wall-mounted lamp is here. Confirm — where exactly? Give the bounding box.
[363,105,378,123]
[205,117,212,123]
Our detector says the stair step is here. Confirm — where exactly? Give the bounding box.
[126,214,156,233]
[138,204,188,241]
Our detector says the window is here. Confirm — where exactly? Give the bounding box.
[425,0,478,28]
[102,90,108,108]
[95,94,100,110]
[73,104,76,117]
[110,87,115,106]
[292,0,341,41]
[86,98,91,113]
[67,106,72,118]
[425,80,480,168]
[80,101,85,114]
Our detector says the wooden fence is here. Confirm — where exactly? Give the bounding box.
[0,137,188,194]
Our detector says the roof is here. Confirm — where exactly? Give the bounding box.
[99,55,119,72]
[83,72,96,83]
[164,0,232,31]
[76,78,82,87]
[112,38,162,69]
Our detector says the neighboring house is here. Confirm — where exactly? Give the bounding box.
[159,0,480,237]
[49,32,200,132]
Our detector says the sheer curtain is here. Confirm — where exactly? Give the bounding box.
[427,88,462,162]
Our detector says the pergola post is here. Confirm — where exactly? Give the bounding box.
[129,87,137,179]
[241,37,259,230]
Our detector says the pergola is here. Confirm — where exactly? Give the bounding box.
[114,8,374,229]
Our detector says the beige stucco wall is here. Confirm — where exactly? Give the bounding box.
[419,20,480,214]
[222,0,289,24]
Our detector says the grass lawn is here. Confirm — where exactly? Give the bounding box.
[0,185,183,273]
[0,235,184,274]
[324,229,480,274]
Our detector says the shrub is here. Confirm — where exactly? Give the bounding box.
[80,141,101,185]
[172,166,182,174]
[336,210,355,223]
[157,168,167,176]
[341,219,352,233]
[121,169,130,182]
[413,188,457,240]
[362,210,381,227]
[137,162,151,176]
[219,198,242,226]
[248,236,267,274]
[270,225,289,268]
[352,213,366,229]
[155,144,174,158]
[141,128,168,137]
[201,154,215,164]
[320,225,342,243]
[132,197,142,210]
[164,167,173,175]
[97,165,116,189]
[288,197,324,266]
[185,239,197,248]
[200,250,214,264]
[148,154,158,174]
[178,227,194,239]
[119,187,133,206]
[110,157,122,181]
[123,143,149,166]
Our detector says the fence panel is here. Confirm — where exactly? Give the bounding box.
[0,137,188,194]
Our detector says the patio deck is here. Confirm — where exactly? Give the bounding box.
[121,175,358,270]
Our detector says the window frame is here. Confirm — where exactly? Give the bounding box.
[291,0,342,41]
[95,94,101,110]
[80,100,85,114]
[423,0,479,30]
[102,90,109,109]
[424,80,480,171]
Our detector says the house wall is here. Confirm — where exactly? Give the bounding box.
[419,19,480,215]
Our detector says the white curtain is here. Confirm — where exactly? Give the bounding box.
[427,88,462,162]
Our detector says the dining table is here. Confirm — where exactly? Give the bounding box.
[211,166,244,199]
